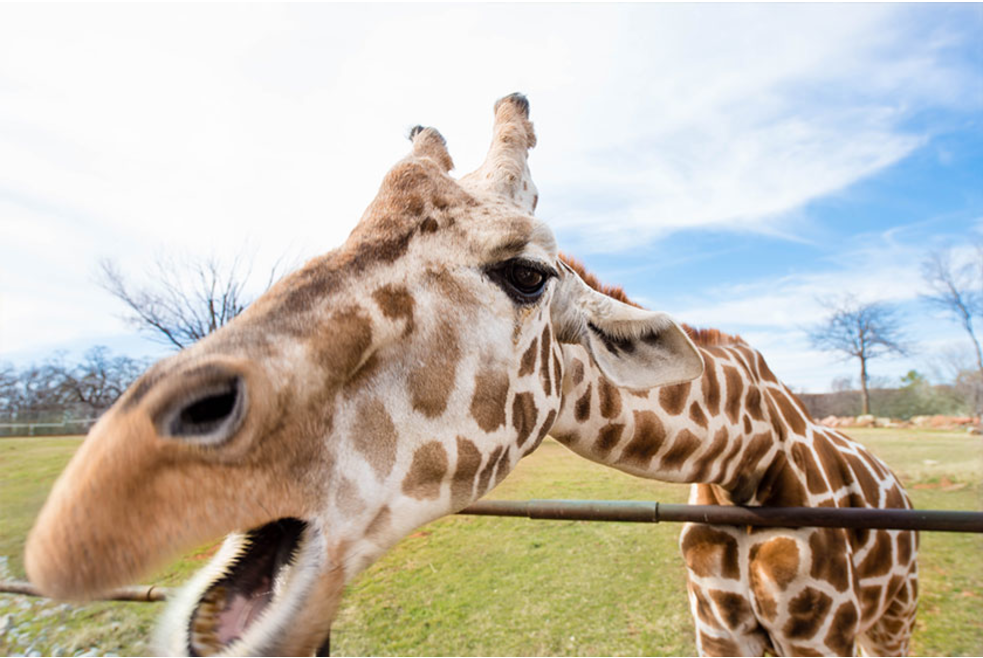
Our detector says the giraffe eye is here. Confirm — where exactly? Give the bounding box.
[509,262,545,294]
[486,259,554,304]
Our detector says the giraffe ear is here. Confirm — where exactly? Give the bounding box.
[552,263,704,390]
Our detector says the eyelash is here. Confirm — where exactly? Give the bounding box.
[485,258,556,304]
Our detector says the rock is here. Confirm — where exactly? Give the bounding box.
[855,414,876,427]
[0,613,13,634]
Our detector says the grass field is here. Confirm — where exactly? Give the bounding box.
[1,429,981,656]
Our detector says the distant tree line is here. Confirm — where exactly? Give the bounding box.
[799,370,973,420]
[0,347,149,436]
[809,242,982,420]
[1,252,278,437]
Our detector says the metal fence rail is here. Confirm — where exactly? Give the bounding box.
[460,499,983,533]
[0,580,168,601]
[2,499,981,603]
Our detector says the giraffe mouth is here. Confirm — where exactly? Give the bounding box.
[172,517,327,656]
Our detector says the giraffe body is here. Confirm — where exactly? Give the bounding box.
[551,335,918,656]
[23,94,916,657]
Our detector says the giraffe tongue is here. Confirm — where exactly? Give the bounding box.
[216,580,274,645]
[190,518,307,653]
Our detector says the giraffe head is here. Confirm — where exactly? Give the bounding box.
[25,94,704,656]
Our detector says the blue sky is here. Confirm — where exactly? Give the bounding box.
[1,3,981,393]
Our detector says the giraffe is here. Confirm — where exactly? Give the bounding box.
[550,259,919,656]
[24,94,707,656]
[24,94,917,657]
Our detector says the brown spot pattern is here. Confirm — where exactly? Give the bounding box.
[885,485,906,510]
[860,585,883,621]
[758,353,779,383]
[402,441,449,500]
[595,423,625,456]
[425,267,479,307]
[494,446,512,486]
[791,443,829,495]
[662,429,701,470]
[809,528,851,592]
[316,307,373,377]
[372,284,415,336]
[689,402,708,429]
[757,453,808,507]
[451,437,482,508]
[477,446,503,494]
[691,585,716,625]
[518,338,538,377]
[598,376,622,419]
[771,388,807,435]
[708,589,753,630]
[681,526,740,579]
[718,435,745,478]
[702,356,722,415]
[750,537,800,590]
[826,602,859,655]
[845,453,882,504]
[528,409,556,453]
[575,383,592,422]
[571,359,585,385]
[728,432,773,503]
[691,427,730,482]
[897,530,913,564]
[812,433,849,493]
[659,381,691,415]
[539,325,552,395]
[618,410,666,468]
[700,633,740,657]
[745,385,764,421]
[352,397,399,479]
[408,322,460,417]
[858,531,893,578]
[722,366,744,424]
[471,367,510,432]
[784,587,833,639]
[512,392,538,448]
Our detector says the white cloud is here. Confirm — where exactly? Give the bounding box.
[0,4,978,356]
[666,234,971,391]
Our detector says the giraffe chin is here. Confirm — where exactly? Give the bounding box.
[156,517,336,657]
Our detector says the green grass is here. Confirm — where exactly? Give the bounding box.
[1,429,980,656]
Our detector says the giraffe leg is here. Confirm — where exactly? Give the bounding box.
[748,530,862,657]
[681,522,772,656]
[857,573,918,657]
[687,579,773,656]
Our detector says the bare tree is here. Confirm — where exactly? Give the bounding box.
[62,346,149,414]
[0,361,20,412]
[809,296,909,416]
[98,252,281,349]
[922,244,983,417]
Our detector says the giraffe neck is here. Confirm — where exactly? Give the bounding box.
[552,342,804,504]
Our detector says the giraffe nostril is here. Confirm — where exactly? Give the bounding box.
[160,376,246,442]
